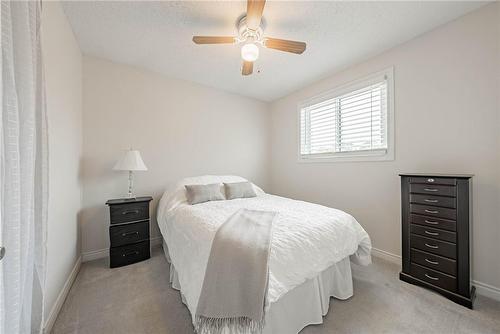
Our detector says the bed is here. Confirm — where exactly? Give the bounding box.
[157,175,372,333]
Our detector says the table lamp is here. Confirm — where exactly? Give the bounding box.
[113,149,148,198]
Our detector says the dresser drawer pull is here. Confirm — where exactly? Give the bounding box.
[427,178,435,183]
[122,209,139,215]
[424,230,439,236]
[424,188,438,192]
[424,199,438,203]
[122,251,139,257]
[424,220,439,225]
[425,258,439,265]
[122,231,139,237]
[425,209,439,214]
[425,273,439,281]
[425,243,439,249]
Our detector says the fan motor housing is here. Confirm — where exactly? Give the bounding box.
[237,15,264,43]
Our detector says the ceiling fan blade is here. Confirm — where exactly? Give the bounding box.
[246,0,266,31]
[242,61,253,76]
[192,36,236,44]
[264,38,306,54]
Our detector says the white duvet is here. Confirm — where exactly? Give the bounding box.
[157,175,372,320]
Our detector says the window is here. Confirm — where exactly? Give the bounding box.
[299,68,394,162]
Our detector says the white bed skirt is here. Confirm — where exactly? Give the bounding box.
[162,239,354,334]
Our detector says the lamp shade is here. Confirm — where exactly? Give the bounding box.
[113,150,148,171]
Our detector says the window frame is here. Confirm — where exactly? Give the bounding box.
[297,67,395,163]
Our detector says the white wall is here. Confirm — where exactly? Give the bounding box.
[41,0,83,326]
[270,3,500,292]
[81,56,270,256]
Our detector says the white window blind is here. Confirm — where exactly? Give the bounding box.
[300,78,388,158]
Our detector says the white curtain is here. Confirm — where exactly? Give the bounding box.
[0,1,48,333]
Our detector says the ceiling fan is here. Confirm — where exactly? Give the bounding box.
[192,0,306,76]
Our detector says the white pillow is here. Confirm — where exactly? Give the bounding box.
[224,182,257,200]
[185,183,225,205]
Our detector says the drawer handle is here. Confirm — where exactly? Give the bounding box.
[122,231,139,237]
[424,199,438,203]
[425,209,439,214]
[425,243,439,249]
[427,178,435,183]
[425,258,439,265]
[424,230,439,236]
[122,251,139,257]
[425,273,439,281]
[122,209,139,215]
[424,188,438,192]
[424,220,439,225]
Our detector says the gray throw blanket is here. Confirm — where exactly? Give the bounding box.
[195,209,277,334]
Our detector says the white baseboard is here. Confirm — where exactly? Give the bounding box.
[44,257,81,334]
[370,247,500,301]
[473,279,500,302]
[81,248,108,262]
[81,236,163,263]
[151,236,163,246]
[371,247,401,266]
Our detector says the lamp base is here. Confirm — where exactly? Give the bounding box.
[127,171,135,200]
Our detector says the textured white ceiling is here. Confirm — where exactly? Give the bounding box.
[62,1,487,101]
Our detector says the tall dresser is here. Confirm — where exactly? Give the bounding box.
[399,174,475,308]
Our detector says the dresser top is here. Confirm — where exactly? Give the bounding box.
[399,173,473,178]
[106,196,153,205]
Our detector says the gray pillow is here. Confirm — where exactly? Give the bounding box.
[185,183,225,205]
[224,182,257,200]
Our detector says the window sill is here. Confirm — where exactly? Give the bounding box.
[298,150,394,163]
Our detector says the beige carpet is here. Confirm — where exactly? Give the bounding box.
[52,246,500,334]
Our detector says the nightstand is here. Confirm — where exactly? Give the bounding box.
[105,196,153,268]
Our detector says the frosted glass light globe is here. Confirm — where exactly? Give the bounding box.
[241,43,259,62]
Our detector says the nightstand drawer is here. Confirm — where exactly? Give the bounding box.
[110,201,149,224]
[110,240,150,268]
[110,221,149,247]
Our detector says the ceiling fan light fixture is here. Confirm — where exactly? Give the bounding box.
[241,43,259,62]
[192,0,307,76]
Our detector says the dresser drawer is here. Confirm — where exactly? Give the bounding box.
[411,248,457,276]
[110,240,150,268]
[410,224,456,243]
[410,263,457,292]
[410,214,456,232]
[410,234,456,259]
[409,177,456,186]
[410,194,456,209]
[110,201,149,224]
[410,204,457,220]
[110,221,149,247]
[410,184,456,197]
